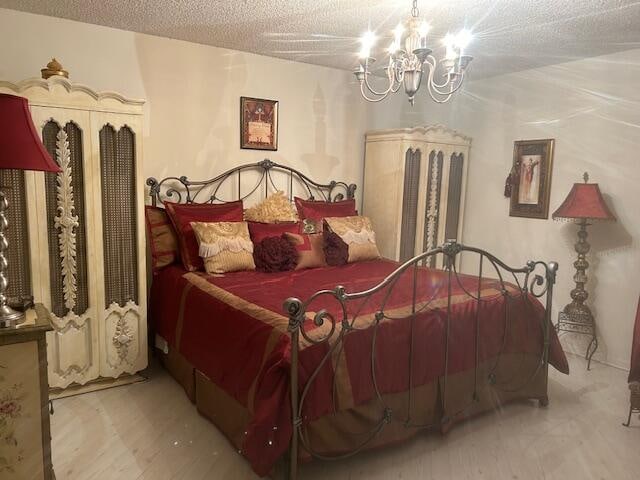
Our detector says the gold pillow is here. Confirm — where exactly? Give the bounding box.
[190,221,255,274]
[324,216,381,263]
[244,191,298,223]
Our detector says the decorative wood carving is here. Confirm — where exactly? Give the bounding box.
[104,300,140,372]
[53,128,79,311]
[423,150,443,267]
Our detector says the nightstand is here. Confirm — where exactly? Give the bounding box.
[0,304,54,479]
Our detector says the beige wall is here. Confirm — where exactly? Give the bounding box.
[0,8,367,204]
[368,49,640,370]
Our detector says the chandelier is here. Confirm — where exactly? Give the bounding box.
[354,0,473,105]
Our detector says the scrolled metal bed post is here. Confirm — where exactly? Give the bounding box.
[284,297,304,480]
[146,177,159,207]
[541,261,558,407]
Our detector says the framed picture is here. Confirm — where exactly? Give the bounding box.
[240,96,278,150]
[509,139,555,219]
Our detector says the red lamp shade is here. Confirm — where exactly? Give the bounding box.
[552,174,615,221]
[0,93,61,172]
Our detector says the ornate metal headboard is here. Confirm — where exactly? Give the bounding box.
[146,158,357,207]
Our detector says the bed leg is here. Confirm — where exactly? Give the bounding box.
[622,406,633,427]
[286,301,301,480]
[283,448,298,480]
[538,395,549,407]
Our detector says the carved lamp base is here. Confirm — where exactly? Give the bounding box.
[0,189,26,328]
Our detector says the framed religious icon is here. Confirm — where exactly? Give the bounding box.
[509,139,555,219]
[240,97,279,150]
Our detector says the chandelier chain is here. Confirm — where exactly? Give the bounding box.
[411,0,419,17]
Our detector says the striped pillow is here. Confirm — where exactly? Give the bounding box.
[144,206,179,272]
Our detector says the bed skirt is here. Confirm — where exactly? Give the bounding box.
[158,345,547,476]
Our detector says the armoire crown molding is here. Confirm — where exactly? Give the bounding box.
[365,124,472,146]
[0,76,145,114]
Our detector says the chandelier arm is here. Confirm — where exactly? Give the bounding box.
[424,84,454,104]
[424,57,466,95]
[362,71,395,97]
[424,72,466,103]
[429,71,465,96]
[424,55,456,90]
[359,82,391,102]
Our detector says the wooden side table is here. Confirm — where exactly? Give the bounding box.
[0,304,54,479]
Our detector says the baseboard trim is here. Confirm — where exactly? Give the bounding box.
[49,373,147,400]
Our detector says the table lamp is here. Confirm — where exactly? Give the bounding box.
[552,172,616,369]
[0,93,61,327]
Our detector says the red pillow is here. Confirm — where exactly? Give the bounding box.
[248,222,300,244]
[165,201,244,271]
[294,197,357,222]
[144,206,179,272]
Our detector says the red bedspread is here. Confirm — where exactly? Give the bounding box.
[150,260,568,475]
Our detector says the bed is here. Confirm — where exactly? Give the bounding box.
[146,160,569,479]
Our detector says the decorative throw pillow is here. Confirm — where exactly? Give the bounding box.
[283,232,328,270]
[294,197,357,228]
[245,191,299,223]
[253,236,298,273]
[323,227,349,266]
[324,216,381,263]
[248,221,300,244]
[144,206,179,271]
[191,221,255,274]
[165,201,244,271]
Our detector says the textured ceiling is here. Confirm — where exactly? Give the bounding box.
[2,0,640,78]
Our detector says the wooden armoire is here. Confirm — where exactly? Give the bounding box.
[363,125,471,265]
[0,76,147,389]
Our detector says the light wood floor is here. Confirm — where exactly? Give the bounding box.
[51,355,640,480]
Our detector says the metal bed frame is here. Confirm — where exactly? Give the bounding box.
[146,159,558,480]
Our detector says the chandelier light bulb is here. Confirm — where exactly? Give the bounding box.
[418,21,430,38]
[455,29,472,49]
[443,33,457,60]
[393,23,405,42]
[443,33,455,47]
[359,30,377,58]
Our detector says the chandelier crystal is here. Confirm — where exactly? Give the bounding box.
[354,0,473,105]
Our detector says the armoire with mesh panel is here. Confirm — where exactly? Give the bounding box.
[363,125,471,266]
[0,76,147,389]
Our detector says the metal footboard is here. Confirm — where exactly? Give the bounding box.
[283,241,558,479]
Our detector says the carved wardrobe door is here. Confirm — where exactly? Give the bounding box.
[29,107,100,388]
[90,112,147,378]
